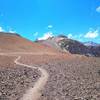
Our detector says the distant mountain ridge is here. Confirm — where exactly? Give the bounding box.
[36,35,100,57]
[83,41,100,46]
[1,32,100,57]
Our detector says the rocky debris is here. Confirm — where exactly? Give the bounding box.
[29,56,100,100]
[88,46,100,57]
[0,66,40,100]
[1,53,99,100]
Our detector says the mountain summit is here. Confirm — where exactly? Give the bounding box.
[36,35,100,57]
[84,41,100,46]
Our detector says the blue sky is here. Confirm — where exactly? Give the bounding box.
[0,0,100,43]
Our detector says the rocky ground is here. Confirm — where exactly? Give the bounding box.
[21,55,100,100]
[0,53,100,100]
[0,64,40,100]
[0,32,100,100]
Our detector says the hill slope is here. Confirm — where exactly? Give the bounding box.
[0,32,60,54]
[0,33,100,100]
[37,35,100,57]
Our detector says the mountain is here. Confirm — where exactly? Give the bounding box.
[0,32,59,53]
[36,35,100,57]
[0,32,100,100]
[83,41,100,57]
[84,41,100,46]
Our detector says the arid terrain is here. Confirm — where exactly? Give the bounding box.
[0,32,100,100]
[20,54,100,100]
[0,54,42,100]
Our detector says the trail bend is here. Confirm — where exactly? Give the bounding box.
[0,52,49,100]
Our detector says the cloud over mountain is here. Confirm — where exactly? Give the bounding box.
[38,32,54,40]
[0,27,5,32]
[84,29,99,39]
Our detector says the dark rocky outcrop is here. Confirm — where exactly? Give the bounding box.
[36,35,100,57]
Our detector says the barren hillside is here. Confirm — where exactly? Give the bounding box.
[0,32,100,100]
[0,32,60,54]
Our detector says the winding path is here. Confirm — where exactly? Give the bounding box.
[0,52,50,100]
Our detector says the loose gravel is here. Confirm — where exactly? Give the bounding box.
[0,66,40,100]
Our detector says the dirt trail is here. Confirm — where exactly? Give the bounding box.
[0,52,49,100]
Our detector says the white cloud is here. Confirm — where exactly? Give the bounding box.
[67,34,73,38]
[48,25,53,29]
[9,30,16,33]
[0,27,5,32]
[0,26,16,33]
[8,27,16,33]
[84,29,99,39]
[38,32,54,40]
[96,6,100,13]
